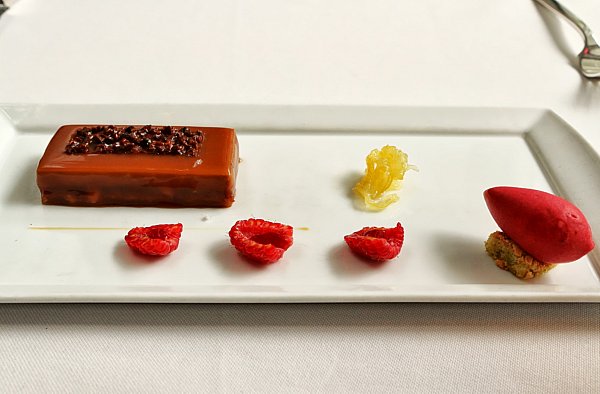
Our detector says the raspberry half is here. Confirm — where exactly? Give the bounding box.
[229,218,293,264]
[125,223,183,256]
[344,223,404,262]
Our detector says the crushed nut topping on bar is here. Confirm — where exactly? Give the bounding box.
[64,125,203,157]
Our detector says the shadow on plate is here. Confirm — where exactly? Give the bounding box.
[209,240,269,277]
[340,171,370,211]
[339,171,362,198]
[327,243,387,278]
[113,242,167,269]
[431,232,519,284]
[5,156,40,206]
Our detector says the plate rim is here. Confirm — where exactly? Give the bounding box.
[0,104,598,303]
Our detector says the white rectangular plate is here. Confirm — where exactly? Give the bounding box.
[0,104,599,302]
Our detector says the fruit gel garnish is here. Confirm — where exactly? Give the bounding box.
[353,145,416,211]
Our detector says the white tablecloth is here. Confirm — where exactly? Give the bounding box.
[0,0,599,392]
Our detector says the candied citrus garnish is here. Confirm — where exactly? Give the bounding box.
[353,145,416,211]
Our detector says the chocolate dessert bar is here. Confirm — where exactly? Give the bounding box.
[37,125,239,207]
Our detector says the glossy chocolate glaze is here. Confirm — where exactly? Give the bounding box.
[37,125,239,207]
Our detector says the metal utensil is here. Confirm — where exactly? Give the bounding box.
[534,0,600,78]
[0,1,9,18]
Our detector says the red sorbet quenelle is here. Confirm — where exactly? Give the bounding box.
[484,187,594,264]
